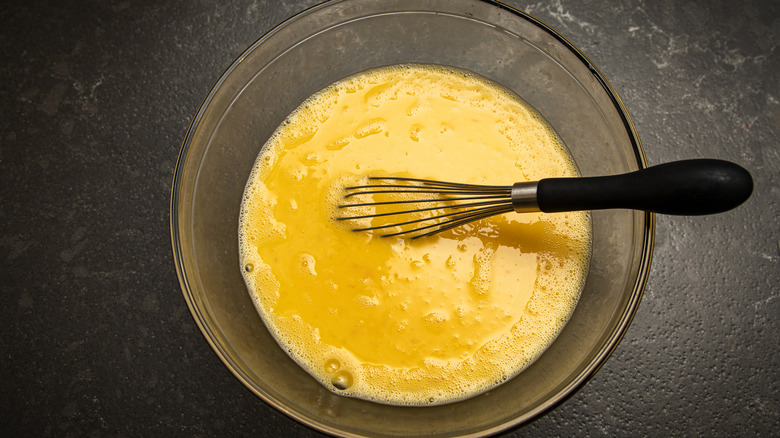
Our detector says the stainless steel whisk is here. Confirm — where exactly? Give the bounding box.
[336,159,753,238]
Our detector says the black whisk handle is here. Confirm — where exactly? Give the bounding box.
[536,159,753,215]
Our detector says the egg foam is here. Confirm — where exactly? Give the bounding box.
[238,64,591,406]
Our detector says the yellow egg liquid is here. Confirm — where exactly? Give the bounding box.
[239,64,591,406]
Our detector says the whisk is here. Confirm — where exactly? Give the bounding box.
[336,159,753,238]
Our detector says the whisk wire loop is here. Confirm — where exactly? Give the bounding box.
[336,176,523,238]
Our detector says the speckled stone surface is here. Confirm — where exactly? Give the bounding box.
[1,0,777,436]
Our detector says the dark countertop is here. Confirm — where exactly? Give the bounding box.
[2,0,777,436]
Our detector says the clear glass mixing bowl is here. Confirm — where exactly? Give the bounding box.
[171,0,653,436]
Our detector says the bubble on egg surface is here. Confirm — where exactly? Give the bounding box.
[332,370,354,390]
[324,358,341,374]
[298,253,317,276]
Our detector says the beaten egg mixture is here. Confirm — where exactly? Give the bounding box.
[239,64,591,406]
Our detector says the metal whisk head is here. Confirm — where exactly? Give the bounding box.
[335,177,538,238]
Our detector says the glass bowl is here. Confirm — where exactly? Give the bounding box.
[170,0,653,436]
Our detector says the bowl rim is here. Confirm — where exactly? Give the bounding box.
[170,0,655,436]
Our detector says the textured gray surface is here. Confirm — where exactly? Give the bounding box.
[1,0,777,436]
